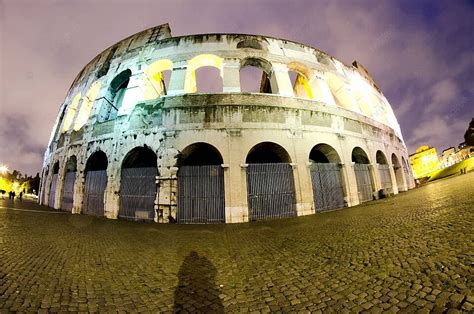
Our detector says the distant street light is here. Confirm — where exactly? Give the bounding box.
[0,165,8,175]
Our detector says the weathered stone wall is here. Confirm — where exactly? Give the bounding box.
[40,25,415,223]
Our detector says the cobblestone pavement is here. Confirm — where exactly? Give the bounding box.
[1,173,473,312]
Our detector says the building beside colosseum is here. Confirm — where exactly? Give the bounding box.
[39,23,415,223]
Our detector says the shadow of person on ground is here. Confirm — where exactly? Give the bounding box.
[174,251,224,313]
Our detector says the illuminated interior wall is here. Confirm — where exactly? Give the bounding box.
[325,72,359,112]
[409,146,441,179]
[61,93,82,133]
[142,59,173,100]
[184,54,223,93]
[73,81,101,131]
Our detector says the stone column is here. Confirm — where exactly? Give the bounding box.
[222,59,241,93]
[53,161,66,209]
[103,166,120,219]
[73,171,85,214]
[343,163,361,207]
[167,61,187,96]
[270,63,293,97]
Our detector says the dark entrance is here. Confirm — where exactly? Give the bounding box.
[61,156,77,211]
[48,162,59,208]
[352,147,374,203]
[83,151,108,216]
[309,144,345,212]
[119,147,158,221]
[246,142,296,221]
[177,143,225,223]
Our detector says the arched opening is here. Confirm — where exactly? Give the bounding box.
[83,151,108,216]
[351,147,374,203]
[41,167,49,205]
[120,147,158,221]
[240,58,273,94]
[143,59,173,100]
[353,80,376,118]
[184,54,223,94]
[74,81,101,131]
[376,150,392,193]
[102,69,132,121]
[325,72,356,111]
[48,162,60,208]
[392,154,406,192]
[61,156,77,212]
[245,142,296,221]
[61,93,81,133]
[177,143,225,223]
[309,144,345,211]
[288,63,314,100]
[237,39,265,50]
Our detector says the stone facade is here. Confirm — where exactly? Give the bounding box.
[39,23,415,223]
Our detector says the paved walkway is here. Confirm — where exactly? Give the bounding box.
[0,173,473,312]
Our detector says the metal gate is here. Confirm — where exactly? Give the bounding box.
[83,170,107,216]
[61,172,76,211]
[48,174,58,208]
[378,164,392,190]
[119,167,157,221]
[354,164,373,203]
[177,165,225,223]
[247,163,297,221]
[310,163,345,212]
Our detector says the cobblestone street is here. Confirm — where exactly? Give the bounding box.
[1,173,473,312]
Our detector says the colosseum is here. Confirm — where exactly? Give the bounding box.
[39,23,415,223]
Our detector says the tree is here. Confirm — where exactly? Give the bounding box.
[464,118,474,146]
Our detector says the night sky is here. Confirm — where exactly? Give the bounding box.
[1,0,473,175]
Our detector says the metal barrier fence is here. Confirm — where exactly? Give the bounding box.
[48,174,58,208]
[83,170,107,216]
[177,165,225,223]
[310,163,345,212]
[354,164,373,203]
[61,172,75,211]
[119,167,157,221]
[247,163,297,221]
[378,164,393,190]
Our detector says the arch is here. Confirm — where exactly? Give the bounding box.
[353,81,375,118]
[74,81,101,130]
[240,57,273,94]
[237,39,266,50]
[120,146,158,221]
[309,144,345,212]
[61,156,77,212]
[122,146,158,168]
[85,150,108,172]
[83,150,108,216]
[61,93,81,133]
[103,69,132,120]
[325,72,356,111]
[246,142,291,164]
[288,62,313,100]
[143,59,173,100]
[392,153,405,192]
[177,143,225,223]
[376,150,392,192]
[179,142,223,166]
[48,161,60,208]
[352,147,370,164]
[245,142,296,220]
[351,147,374,203]
[184,54,223,93]
[309,144,341,163]
[376,150,388,164]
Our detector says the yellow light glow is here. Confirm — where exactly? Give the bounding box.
[143,59,173,100]
[294,74,314,100]
[61,93,81,133]
[184,54,223,93]
[73,81,101,131]
[410,146,441,179]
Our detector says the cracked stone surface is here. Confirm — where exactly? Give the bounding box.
[0,173,472,312]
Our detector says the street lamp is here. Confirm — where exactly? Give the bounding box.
[0,165,8,175]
